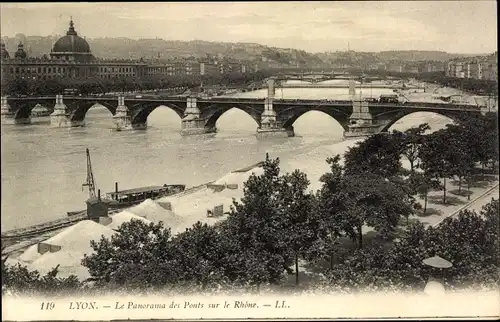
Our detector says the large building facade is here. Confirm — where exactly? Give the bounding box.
[1,20,248,83]
[445,52,498,81]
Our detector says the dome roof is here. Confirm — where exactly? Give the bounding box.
[52,19,91,53]
[14,42,26,59]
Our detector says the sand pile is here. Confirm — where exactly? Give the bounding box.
[107,211,152,230]
[18,220,116,264]
[156,187,239,234]
[29,249,94,279]
[19,220,116,280]
[127,199,185,231]
[213,167,264,187]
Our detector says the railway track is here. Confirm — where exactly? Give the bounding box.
[1,212,88,241]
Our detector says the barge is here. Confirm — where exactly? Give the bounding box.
[67,183,186,216]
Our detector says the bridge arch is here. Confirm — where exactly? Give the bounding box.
[279,105,351,131]
[14,99,56,120]
[203,104,262,129]
[130,102,185,125]
[70,101,117,122]
[378,109,464,133]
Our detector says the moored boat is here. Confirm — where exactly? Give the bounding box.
[67,149,186,216]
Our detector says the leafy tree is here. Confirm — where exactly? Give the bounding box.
[470,113,500,175]
[318,156,414,249]
[82,219,179,290]
[392,123,431,173]
[408,172,441,214]
[419,129,453,204]
[278,169,320,285]
[343,133,404,179]
[444,123,476,197]
[5,78,29,95]
[314,155,345,267]
[2,246,82,296]
[222,154,301,288]
[168,221,232,289]
[323,199,499,292]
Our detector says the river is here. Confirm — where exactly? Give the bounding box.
[1,87,452,232]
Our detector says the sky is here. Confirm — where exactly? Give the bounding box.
[0,1,497,54]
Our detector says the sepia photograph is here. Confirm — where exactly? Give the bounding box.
[1,1,499,320]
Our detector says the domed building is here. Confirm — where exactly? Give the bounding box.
[1,17,238,84]
[50,19,95,63]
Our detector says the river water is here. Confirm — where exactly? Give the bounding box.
[1,87,451,231]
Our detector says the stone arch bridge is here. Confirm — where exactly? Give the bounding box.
[1,95,486,138]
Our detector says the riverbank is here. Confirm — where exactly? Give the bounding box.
[7,145,498,282]
[5,109,498,282]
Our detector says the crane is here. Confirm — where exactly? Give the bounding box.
[81,148,97,199]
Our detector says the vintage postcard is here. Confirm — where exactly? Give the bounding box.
[1,1,499,321]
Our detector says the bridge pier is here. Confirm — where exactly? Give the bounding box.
[112,96,141,131]
[50,95,84,127]
[256,79,294,138]
[181,97,215,135]
[256,97,294,138]
[343,100,381,139]
[1,97,31,124]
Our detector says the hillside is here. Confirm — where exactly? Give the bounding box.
[1,34,484,66]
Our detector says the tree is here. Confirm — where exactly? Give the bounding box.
[408,171,441,214]
[2,246,82,296]
[168,221,232,289]
[278,169,320,285]
[419,129,453,204]
[5,78,29,96]
[343,133,404,179]
[444,123,476,197]
[82,219,180,290]
[322,199,499,293]
[222,154,307,288]
[393,123,431,174]
[315,155,345,268]
[318,156,415,249]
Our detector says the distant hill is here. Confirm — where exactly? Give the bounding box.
[1,34,486,66]
[317,50,478,65]
[377,50,472,62]
[1,34,323,65]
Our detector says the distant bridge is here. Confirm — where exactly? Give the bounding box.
[277,83,423,90]
[276,71,386,83]
[1,91,488,138]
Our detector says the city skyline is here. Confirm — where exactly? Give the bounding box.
[0,1,497,54]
